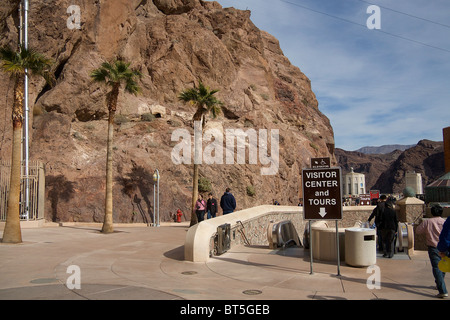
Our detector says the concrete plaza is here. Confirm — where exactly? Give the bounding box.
[0,222,448,301]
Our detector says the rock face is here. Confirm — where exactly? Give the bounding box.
[336,140,444,194]
[0,0,335,223]
[372,140,444,194]
[335,148,403,193]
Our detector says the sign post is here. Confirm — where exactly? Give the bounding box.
[302,163,342,276]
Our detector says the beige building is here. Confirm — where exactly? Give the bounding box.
[344,168,366,196]
[405,171,423,195]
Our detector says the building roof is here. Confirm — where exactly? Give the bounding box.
[426,172,450,188]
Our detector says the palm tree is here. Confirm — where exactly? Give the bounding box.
[0,44,53,243]
[90,59,141,234]
[178,81,223,226]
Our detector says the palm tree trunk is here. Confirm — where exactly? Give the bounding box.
[190,163,199,227]
[102,85,119,234]
[102,116,114,233]
[190,113,205,227]
[2,77,24,243]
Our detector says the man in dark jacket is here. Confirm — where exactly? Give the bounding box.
[220,188,236,215]
[207,193,218,219]
[368,194,387,251]
[379,200,398,258]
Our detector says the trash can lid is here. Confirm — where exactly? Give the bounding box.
[346,227,374,232]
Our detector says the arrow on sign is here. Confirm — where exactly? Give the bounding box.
[319,207,327,218]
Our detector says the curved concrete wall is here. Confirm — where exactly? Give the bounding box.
[184,205,376,262]
[185,205,301,262]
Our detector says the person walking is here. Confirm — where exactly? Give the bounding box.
[378,199,398,258]
[437,212,450,299]
[416,205,447,298]
[206,193,218,219]
[438,215,450,258]
[220,188,236,215]
[368,195,387,251]
[195,194,206,223]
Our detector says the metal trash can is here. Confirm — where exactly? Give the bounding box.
[345,227,376,267]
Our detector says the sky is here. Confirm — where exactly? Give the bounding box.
[216,0,450,151]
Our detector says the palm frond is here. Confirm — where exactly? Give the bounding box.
[209,104,222,119]
[90,68,108,82]
[90,59,141,94]
[0,44,54,85]
[178,80,223,120]
[125,78,141,95]
[0,46,19,69]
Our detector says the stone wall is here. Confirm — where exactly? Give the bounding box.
[230,211,305,247]
[210,206,375,256]
[203,202,442,260]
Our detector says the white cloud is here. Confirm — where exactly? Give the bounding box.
[217,0,450,150]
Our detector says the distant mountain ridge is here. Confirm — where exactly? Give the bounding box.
[354,144,416,154]
[337,140,445,194]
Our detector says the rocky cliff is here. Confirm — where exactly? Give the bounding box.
[335,147,403,192]
[372,140,444,194]
[0,0,335,223]
[336,140,444,194]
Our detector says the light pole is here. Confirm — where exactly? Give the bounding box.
[19,0,30,220]
[153,169,160,227]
